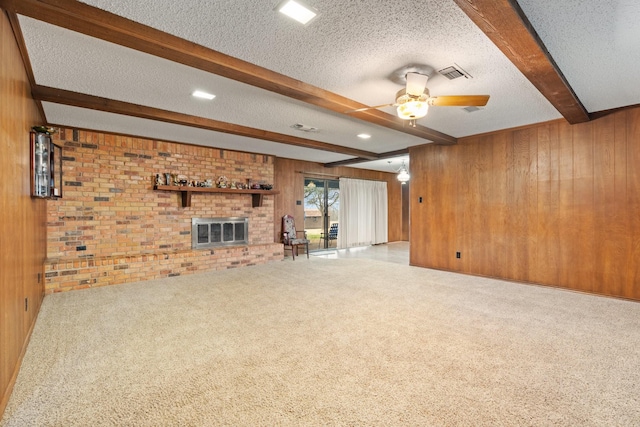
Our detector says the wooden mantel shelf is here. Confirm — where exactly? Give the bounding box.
[154,185,279,208]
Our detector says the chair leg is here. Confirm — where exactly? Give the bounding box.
[292,244,295,260]
[306,242,309,258]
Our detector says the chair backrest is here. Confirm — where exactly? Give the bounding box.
[282,214,297,244]
[329,223,338,239]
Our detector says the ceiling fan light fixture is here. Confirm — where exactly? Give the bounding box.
[344,65,487,126]
[395,87,429,123]
[397,100,429,121]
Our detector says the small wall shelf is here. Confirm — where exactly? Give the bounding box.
[154,185,278,208]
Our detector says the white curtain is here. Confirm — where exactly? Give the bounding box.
[338,178,388,249]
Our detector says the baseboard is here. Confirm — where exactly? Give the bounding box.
[408,262,639,303]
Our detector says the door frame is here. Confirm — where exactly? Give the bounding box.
[303,177,339,251]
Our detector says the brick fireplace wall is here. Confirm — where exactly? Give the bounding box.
[45,128,283,292]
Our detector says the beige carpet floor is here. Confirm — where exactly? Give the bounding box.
[2,257,640,426]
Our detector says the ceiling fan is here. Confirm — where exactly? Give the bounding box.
[347,72,490,127]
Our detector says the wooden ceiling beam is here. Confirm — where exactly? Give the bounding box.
[1,0,457,145]
[323,148,410,168]
[323,158,369,168]
[453,0,590,124]
[32,85,380,160]
[5,11,47,122]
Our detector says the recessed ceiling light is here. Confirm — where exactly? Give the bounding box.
[357,133,371,139]
[278,0,317,25]
[192,90,215,100]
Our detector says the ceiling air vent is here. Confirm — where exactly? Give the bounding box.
[463,106,481,113]
[290,123,319,132]
[438,64,471,80]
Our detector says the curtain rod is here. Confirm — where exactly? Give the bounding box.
[295,171,390,182]
[295,171,340,178]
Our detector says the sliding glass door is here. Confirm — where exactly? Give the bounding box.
[304,178,339,250]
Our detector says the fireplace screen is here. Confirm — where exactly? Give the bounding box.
[192,217,248,249]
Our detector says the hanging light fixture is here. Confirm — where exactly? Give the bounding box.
[397,160,410,184]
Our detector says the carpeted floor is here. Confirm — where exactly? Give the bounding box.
[2,257,640,426]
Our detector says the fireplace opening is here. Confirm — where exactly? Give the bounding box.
[192,217,249,249]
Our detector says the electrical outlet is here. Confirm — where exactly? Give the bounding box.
[25,298,28,311]
[456,252,461,259]
[419,197,423,203]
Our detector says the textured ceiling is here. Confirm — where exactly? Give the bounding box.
[12,0,640,171]
[518,0,640,112]
[20,17,430,157]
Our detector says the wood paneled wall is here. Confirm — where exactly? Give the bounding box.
[410,110,640,300]
[0,11,47,416]
[401,183,409,241]
[274,158,403,243]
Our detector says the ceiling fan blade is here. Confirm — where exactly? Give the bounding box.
[345,103,395,113]
[405,72,429,97]
[428,95,490,107]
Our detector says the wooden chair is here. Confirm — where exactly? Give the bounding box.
[282,214,309,260]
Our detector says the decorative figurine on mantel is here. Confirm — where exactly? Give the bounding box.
[155,174,163,186]
[217,176,228,188]
[230,181,237,189]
